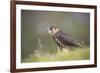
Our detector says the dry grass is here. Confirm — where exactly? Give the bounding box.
[22,39,90,63]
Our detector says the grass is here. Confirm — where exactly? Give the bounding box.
[22,48,90,63]
[22,39,90,63]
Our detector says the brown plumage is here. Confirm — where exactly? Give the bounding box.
[47,24,81,50]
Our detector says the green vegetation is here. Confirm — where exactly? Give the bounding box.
[22,39,90,63]
[21,11,90,61]
[22,47,90,63]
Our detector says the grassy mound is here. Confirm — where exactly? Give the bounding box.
[22,47,90,63]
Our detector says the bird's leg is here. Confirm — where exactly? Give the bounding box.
[66,46,69,50]
[62,46,69,52]
[62,47,69,53]
[55,39,63,50]
[55,39,69,52]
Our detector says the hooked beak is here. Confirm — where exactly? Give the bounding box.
[47,27,51,33]
[47,24,52,32]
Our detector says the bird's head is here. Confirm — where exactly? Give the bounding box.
[47,24,60,36]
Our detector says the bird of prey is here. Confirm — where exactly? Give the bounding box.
[47,24,81,50]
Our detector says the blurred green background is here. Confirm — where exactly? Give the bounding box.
[21,10,90,62]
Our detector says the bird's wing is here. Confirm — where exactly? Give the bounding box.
[55,30,77,46]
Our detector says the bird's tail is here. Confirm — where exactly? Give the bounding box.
[74,43,82,48]
[75,41,86,48]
